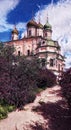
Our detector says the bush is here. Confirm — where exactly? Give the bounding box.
[60,68,71,109]
[37,69,56,88]
[0,104,15,120]
[7,105,15,112]
[0,105,8,119]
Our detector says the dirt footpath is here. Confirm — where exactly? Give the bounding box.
[0,85,62,130]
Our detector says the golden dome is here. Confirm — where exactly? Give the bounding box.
[27,19,38,28]
[37,22,43,29]
[12,27,19,34]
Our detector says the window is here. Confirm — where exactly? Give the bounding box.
[42,41,45,45]
[45,32,47,37]
[58,64,60,71]
[61,66,63,71]
[27,50,30,56]
[50,59,54,67]
[41,59,46,67]
[56,60,57,67]
[18,51,20,56]
[29,30,31,36]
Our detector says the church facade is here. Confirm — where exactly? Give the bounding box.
[5,19,65,76]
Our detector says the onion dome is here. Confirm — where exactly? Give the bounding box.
[27,19,38,28]
[37,22,43,29]
[44,21,52,31]
[12,27,19,34]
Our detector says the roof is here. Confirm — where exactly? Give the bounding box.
[47,40,56,47]
[44,21,52,30]
[57,54,65,61]
[37,22,43,29]
[27,19,44,29]
[46,40,60,49]
[27,19,38,28]
[12,27,19,34]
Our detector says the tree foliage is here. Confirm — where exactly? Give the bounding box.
[60,68,71,109]
[0,45,57,111]
[0,54,40,109]
[37,69,56,88]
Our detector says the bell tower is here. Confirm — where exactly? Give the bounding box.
[11,26,19,40]
[43,17,52,39]
[27,19,38,37]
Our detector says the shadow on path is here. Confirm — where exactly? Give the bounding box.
[31,100,71,130]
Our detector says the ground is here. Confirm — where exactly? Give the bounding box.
[0,85,63,130]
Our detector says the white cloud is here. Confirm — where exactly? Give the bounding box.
[35,0,71,68]
[0,0,19,32]
[0,0,22,32]
[0,0,26,37]
[65,53,71,68]
[21,30,27,38]
[16,22,26,31]
[0,0,20,19]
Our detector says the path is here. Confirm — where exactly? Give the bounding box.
[0,85,62,130]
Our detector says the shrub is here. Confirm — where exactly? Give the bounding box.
[60,68,71,109]
[37,69,56,88]
[0,105,8,119]
[7,105,15,112]
[0,103,15,120]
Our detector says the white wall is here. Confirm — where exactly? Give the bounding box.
[12,34,18,40]
[37,28,43,37]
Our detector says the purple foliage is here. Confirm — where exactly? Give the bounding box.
[0,55,38,108]
[37,69,56,88]
[0,55,56,109]
[60,68,71,109]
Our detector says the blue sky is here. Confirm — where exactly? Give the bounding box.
[0,0,57,42]
[0,0,71,68]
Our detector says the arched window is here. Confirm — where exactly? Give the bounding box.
[27,50,30,56]
[29,30,31,36]
[62,67,63,71]
[41,41,45,46]
[42,41,45,44]
[18,51,20,56]
[44,32,47,37]
[50,59,54,67]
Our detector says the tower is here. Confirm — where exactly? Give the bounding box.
[43,18,52,39]
[27,19,38,37]
[11,26,19,40]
